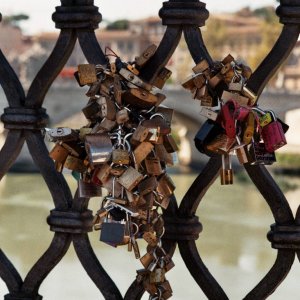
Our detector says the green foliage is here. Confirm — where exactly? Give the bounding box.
[276,153,300,168]
[106,19,129,31]
[2,14,29,26]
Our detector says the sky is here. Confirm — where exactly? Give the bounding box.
[1,0,276,34]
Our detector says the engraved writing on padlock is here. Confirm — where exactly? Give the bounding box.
[85,134,113,165]
[248,142,276,165]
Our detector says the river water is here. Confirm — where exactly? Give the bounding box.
[1,171,300,299]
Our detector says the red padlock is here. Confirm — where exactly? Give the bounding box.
[221,100,237,139]
[261,110,287,153]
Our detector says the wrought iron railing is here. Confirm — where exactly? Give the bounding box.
[0,1,300,299]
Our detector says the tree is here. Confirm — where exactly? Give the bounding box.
[106,19,129,31]
[2,14,29,27]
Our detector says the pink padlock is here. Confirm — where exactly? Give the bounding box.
[261,110,287,153]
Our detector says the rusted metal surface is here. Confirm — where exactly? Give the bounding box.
[0,1,300,299]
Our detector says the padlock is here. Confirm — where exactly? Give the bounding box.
[143,116,171,136]
[138,177,158,196]
[163,255,175,272]
[157,174,175,198]
[131,125,150,145]
[135,44,157,68]
[206,133,236,154]
[220,100,237,139]
[242,111,255,145]
[159,280,173,299]
[149,268,165,284]
[236,146,249,165]
[78,179,102,198]
[194,120,225,156]
[242,85,257,107]
[116,108,130,124]
[82,100,101,120]
[85,134,113,165]
[102,176,123,197]
[110,165,126,177]
[153,67,172,89]
[143,276,158,296]
[123,88,160,108]
[145,157,163,176]
[133,142,154,165]
[79,127,93,141]
[97,118,117,132]
[140,251,155,269]
[77,64,97,85]
[99,98,117,120]
[259,111,273,127]
[261,111,287,153]
[163,135,178,153]
[64,155,86,173]
[247,141,276,165]
[100,220,126,245]
[221,90,249,107]
[119,68,152,91]
[47,127,79,143]
[155,144,174,166]
[117,167,144,191]
[112,148,130,165]
[143,232,158,247]
[155,194,170,210]
[192,59,209,74]
[199,107,218,121]
[155,107,174,127]
[49,143,69,163]
[86,80,101,98]
[220,154,233,185]
[93,163,111,185]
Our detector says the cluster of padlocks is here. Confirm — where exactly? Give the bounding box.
[182,54,288,185]
[46,45,176,299]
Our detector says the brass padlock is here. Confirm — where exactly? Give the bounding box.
[85,134,113,165]
[143,276,158,296]
[117,167,143,191]
[119,68,152,91]
[94,163,112,184]
[192,59,209,74]
[242,85,257,107]
[143,231,158,247]
[77,64,97,85]
[153,67,172,89]
[49,143,69,163]
[135,44,157,68]
[86,80,101,98]
[220,154,233,185]
[155,107,174,127]
[133,142,154,165]
[140,251,155,269]
[163,135,178,153]
[124,88,161,108]
[138,176,158,196]
[236,146,249,164]
[206,134,236,154]
[157,174,176,198]
[82,101,101,120]
[47,127,79,143]
[112,148,130,165]
[155,144,174,166]
[145,157,163,176]
[131,125,150,144]
[97,118,117,132]
[160,280,173,300]
[79,127,93,141]
[64,155,86,173]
